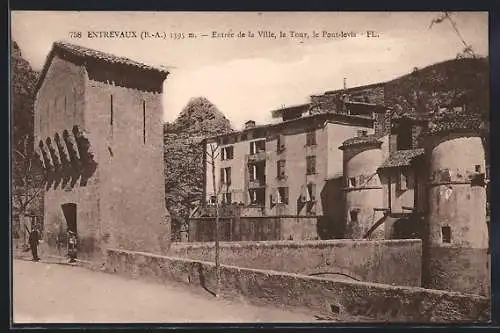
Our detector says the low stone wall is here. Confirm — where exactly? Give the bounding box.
[188,216,318,242]
[169,239,422,287]
[104,248,490,323]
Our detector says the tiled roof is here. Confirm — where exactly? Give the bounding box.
[379,148,425,169]
[427,113,485,135]
[53,41,169,74]
[340,134,382,149]
[35,41,169,93]
[271,103,310,118]
[205,112,373,142]
[393,112,431,122]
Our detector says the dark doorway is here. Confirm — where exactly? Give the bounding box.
[61,203,77,233]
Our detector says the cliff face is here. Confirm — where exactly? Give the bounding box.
[164,97,233,241]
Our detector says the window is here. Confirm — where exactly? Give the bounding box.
[277,134,286,152]
[350,209,359,223]
[278,187,289,205]
[249,164,257,182]
[220,167,231,185]
[307,183,316,201]
[441,226,451,243]
[306,130,317,146]
[209,196,216,205]
[224,192,232,205]
[475,165,482,173]
[306,156,316,175]
[349,177,357,187]
[250,140,266,154]
[221,146,234,160]
[277,160,286,179]
[249,188,265,206]
[398,171,408,191]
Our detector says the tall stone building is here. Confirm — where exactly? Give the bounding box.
[34,41,171,260]
[190,94,387,241]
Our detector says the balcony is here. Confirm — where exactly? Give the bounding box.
[246,151,267,163]
[248,177,266,188]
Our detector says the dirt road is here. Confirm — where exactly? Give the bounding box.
[13,259,316,323]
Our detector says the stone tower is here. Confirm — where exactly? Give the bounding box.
[423,114,489,296]
[34,41,171,260]
[340,134,386,239]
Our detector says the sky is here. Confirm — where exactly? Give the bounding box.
[11,11,488,130]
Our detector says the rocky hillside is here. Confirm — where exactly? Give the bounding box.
[164,97,233,241]
[385,57,489,120]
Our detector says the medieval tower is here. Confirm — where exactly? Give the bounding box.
[423,114,489,296]
[33,41,171,260]
[340,134,386,239]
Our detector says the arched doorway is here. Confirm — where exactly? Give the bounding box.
[61,203,77,234]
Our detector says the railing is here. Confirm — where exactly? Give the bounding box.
[246,151,267,163]
[248,178,266,188]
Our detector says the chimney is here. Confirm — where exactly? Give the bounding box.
[245,120,256,129]
[343,77,347,90]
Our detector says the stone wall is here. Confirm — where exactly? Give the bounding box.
[86,79,170,255]
[105,248,490,323]
[169,239,422,287]
[189,216,318,242]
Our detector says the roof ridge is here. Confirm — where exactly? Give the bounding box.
[52,40,169,74]
[34,41,170,95]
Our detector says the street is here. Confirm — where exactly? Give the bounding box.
[12,259,315,323]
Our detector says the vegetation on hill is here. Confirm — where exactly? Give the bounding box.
[385,57,489,120]
[12,41,39,150]
[164,97,233,241]
[11,41,43,236]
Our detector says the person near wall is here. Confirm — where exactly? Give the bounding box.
[67,230,78,263]
[28,227,40,262]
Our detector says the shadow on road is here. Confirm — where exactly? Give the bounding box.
[196,262,217,297]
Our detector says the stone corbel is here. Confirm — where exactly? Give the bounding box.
[38,141,54,173]
[54,133,71,168]
[46,137,61,171]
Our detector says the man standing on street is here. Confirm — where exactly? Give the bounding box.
[28,227,40,262]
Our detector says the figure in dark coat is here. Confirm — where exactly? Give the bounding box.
[28,228,40,261]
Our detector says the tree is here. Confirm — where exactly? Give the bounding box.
[429,12,477,59]
[205,140,224,297]
[164,97,232,241]
[12,135,45,240]
[11,40,42,240]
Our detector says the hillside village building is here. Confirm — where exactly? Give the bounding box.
[33,41,171,260]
